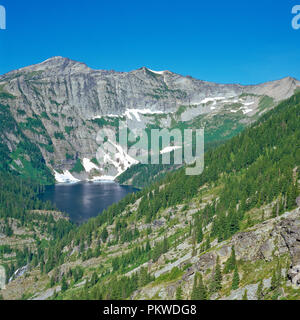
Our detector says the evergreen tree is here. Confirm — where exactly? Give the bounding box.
[256,280,263,300]
[191,273,200,300]
[90,272,98,286]
[231,266,240,290]
[205,238,210,251]
[50,275,55,287]
[176,286,183,300]
[61,276,68,292]
[242,289,248,300]
[101,227,108,243]
[210,257,222,293]
[198,273,207,300]
[271,270,277,290]
[224,246,236,273]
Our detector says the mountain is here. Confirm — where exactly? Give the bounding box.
[1,91,299,300]
[0,57,299,184]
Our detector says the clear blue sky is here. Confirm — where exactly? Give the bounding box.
[0,0,299,84]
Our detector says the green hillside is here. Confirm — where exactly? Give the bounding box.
[1,92,299,300]
[0,103,54,184]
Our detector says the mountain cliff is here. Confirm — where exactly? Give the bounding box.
[0,57,299,183]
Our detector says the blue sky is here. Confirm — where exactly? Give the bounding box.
[0,0,299,84]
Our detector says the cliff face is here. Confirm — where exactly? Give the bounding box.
[0,57,299,182]
[0,57,243,118]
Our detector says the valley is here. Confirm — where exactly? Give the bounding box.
[0,89,299,300]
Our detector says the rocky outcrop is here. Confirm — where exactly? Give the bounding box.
[279,215,300,285]
[296,196,300,207]
[221,209,300,287]
[139,208,300,300]
[194,208,300,284]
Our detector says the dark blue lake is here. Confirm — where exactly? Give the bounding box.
[39,182,138,224]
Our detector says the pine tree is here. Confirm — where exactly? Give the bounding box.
[40,261,44,274]
[224,246,236,273]
[271,270,277,290]
[145,239,151,252]
[231,266,240,290]
[90,272,98,286]
[192,244,197,257]
[196,219,203,243]
[61,276,68,292]
[191,273,200,300]
[50,275,55,287]
[242,289,248,300]
[198,273,207,300]
[176,286,183,300]
[210,257,222,293]
[205,237,210,251]
[100,227,108,243]
[163,237,168,253]
[256,280,263,300]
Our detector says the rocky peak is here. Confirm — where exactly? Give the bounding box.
[0,57,299,182]
[28,56,92,75]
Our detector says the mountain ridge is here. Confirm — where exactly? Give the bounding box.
[0,57,299,182]
[2,56,298,87]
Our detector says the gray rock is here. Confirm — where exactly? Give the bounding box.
[296,196,300,207]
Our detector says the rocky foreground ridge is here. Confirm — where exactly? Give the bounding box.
[2,201,300,300]
[132,206,300,300]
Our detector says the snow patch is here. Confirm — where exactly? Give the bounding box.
[82,158,99,173]
[9,265,28,283]
[109,141,139,176]
[98,140,139,179]
[223,99,239,104]
[125,108,164,121]
[242,108,253,114]
[89,176,115,182]
[54,170,80,183]
[147,68,166,75]
[92,114,120,120]
[92,109,164,122]
[200,96,225,104]
[243,102,254,106]
[160,146,182,154]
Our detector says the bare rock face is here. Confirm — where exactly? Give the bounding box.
[279,213,300,285]
[0,57,299,181]
[195,252,217,272]
[296,196,300,207]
